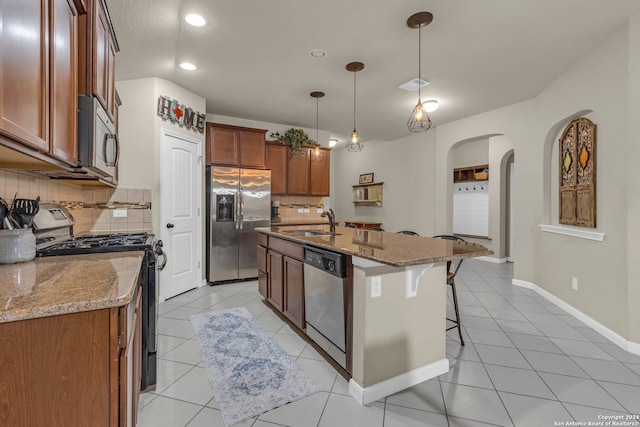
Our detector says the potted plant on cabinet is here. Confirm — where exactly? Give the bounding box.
[269,128,319,157]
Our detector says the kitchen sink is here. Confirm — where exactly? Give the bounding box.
[282,229,341,237]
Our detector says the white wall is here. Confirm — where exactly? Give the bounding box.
[331,16,640,344]
[627,14,640,346]
[440,21,637,343]
[452,139,489,168]
[332,132,436,235]
[116,78,206,234]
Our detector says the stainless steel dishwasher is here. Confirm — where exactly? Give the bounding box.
[303,245,348,369]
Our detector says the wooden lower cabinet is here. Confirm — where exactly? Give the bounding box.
[0,282,142,426]
[257,244,268,298]
[259,233,306,331]
[267,250,284,311]
[282,256,304,329]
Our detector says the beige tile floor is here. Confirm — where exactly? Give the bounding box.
[137,260,640,426]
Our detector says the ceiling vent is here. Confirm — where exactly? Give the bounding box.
[398,78,429,91]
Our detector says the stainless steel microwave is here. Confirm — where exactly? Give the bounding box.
[77,95,119,180]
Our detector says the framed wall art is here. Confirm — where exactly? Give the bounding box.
[359,173,374,184]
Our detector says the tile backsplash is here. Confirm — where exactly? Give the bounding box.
[0,169,152,235]
[273,195,326,222]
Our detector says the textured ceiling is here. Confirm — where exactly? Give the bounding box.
[106,0,640,143]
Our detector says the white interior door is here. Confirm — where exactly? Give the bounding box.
[160,130,201,300]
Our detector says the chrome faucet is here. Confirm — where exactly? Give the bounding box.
[321,209,336,233]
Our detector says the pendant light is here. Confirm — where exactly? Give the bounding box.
[407,12,434,132]
[346,62,364,152]
[310,91,325,159]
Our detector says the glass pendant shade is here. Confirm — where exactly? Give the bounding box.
[407,12,434,133]
[346,129,363,152]
[407,100,432,132]
[346,62,365,152]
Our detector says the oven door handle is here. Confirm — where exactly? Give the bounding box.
[155,241,167,271]
[157,251,167,271]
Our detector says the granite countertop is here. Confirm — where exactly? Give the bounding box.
[271,219,330,226]
[0,252,144,323]
[261,225,493,267]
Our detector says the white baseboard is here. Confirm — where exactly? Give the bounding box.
[512,278,640,356]
[476,256,507,264]
[349,358,449,405]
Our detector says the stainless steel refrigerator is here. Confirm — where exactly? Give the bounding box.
[206,166,271,283]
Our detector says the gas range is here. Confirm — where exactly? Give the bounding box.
[36,232,154,256]
[31,202,165,391]
[32,203,160,257]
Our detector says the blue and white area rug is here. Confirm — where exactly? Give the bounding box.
[190,307,319,426]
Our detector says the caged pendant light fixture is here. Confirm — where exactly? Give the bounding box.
[310,91,325,159]
[346,62,365,152]
[407,12,434,132]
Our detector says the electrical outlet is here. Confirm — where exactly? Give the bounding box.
[112,209,127,218]
[303,208,309,213]
[297,208,304,213]
[572,277,578,291]
[317,208,323,213]
[371,276,382,298]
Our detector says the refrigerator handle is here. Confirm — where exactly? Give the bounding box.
[234,189,240,230]
[239,187,244,229]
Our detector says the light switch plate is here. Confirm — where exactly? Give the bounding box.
[303,208,309,213]
[371,276,382,298]
[317,208,323,213]
[112,209,127,218]
[297,208,304,213]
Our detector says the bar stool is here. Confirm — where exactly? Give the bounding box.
[397,230,419,235]
[433,235,465,346]
[346,223,358,228]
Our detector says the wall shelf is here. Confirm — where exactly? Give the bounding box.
[352,182,383,206]
[453,164,489,183]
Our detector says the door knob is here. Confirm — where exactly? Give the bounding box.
[166,223,175,229]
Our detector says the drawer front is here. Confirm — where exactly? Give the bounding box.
[258,233,268,247]
[257,245,267,272]
[269,236,303,260]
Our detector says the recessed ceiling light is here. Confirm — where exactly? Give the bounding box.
[185,13,206,27]
[309,49,327,59]
[423,100,439,112]
[179,62,197,71]
[329,139,338,147]
[398,78,429,91]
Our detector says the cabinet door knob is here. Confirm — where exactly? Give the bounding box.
[166,223,175,229]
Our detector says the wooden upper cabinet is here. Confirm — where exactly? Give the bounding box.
[0,0,50,152]
[287,149,311,195]
[265,143,287,195]
[310,148,330,196]
[92,0,117,119]
[206,122,267,168]
[207,125,238,165]
[0,0,79,165]
[265,143,330,196]
[77,0,118,121]
[240,129,267,167]
[50,0,79,165]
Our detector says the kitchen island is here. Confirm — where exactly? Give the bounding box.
[0,252,144,426]
[258,225,492,405]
